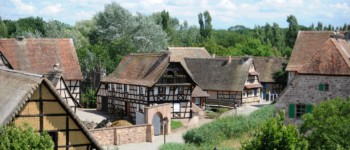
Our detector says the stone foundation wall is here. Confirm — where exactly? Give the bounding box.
[90,124,153,146]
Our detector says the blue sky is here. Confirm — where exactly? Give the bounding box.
[1,0,349,29]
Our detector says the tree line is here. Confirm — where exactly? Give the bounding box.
[0,2,349,88]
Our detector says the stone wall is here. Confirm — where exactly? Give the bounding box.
[90,128,115,145]
[90,124,153,146]
[275,75,350,123]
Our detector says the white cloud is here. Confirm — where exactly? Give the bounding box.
[10,0,36,14]
[41,4,63,15]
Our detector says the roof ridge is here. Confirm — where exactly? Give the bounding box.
[129,52,168,56]
[332,38,350,69]
[0,68,43,78]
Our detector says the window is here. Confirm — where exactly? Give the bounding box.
[319,83,329,91]
[139,87,144,95]
[47,131,58,150]
[242,91,247,98]
[289,103,313,118]
[194,98,200,106]
[325,83,329,91]
[124,84,128,93]
[158,87,164,95]
[174,103,180,112]
[254,89,258,96]
[296,104,306,118]
[178,86,184,94]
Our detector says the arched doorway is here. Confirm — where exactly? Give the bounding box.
[153,112,162,136]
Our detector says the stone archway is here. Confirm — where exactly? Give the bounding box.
[145,103,172,136]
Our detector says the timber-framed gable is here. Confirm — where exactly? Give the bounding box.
[97,53,196,123]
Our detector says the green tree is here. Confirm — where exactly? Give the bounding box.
[285,15,299,48]
[16,17,46,36]
[0,124,54,150]
[242,111,308,150]
[198,10,212,39]
[301,98,350,149]
[316,21,323,30]
[0,17,8,38]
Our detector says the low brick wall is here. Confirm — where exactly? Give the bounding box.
[90,128,115,145]
[90,124,153,146]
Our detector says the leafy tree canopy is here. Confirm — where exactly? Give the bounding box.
[301,98,350,149]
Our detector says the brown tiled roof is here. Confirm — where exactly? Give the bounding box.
[286,31,344,71]
[101,53,170,87]
[0,38,83,80]
[191,86,210,97]
[185,57,252,91]
[299,38,350,75]
[0,68,101,149]
[253,57,287,82]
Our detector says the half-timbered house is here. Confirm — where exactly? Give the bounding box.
[96,53,196,122]
[185,56,262,107]
[253,57,287,101]
[275,35,350,124]
[167,47,211,109]
[0,68,101,150]
[44,69,82,112]
[0,38,83,105]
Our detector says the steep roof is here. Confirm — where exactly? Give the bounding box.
[168,47,211,79]
[286,31,344,71]
[0,68,101,149]
[298,38,350,75]
[101,53,170,87]
[0,38,83,80]
[185,57,252,91]
[253,57,287,82]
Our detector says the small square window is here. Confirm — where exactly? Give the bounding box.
[325,84,329,91]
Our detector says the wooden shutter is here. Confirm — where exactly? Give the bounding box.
[306,104,313,113]
[319,83,324,91]
[289,104,295,118]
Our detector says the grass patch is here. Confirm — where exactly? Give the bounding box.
[171,120,183,129]
[183,105,275,146]
[159,143,197,150]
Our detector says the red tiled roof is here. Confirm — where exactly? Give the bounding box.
[299,38,350,75]
[286,31,344,72]
[0,38,83,80]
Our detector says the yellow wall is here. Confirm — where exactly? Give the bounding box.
[13,83,93,148]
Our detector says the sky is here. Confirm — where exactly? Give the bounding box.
[0,0,349,29]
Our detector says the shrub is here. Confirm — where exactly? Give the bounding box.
[183,105,275,145]
[171,120,183,129]
[82,87,96,108]
[0,124,54,150]
[242,111,308,150]
[301,98,350,149]
[159,143,197,150]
